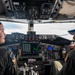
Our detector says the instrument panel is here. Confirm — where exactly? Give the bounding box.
[21,42,39,55]
[0,31,68,69]
[1,32,63,62]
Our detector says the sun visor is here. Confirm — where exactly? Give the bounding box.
[59,1,75,18]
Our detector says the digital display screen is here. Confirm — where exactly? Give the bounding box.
[21,42,39,55]
[47,46,53,51]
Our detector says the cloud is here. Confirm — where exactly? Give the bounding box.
[1,21,28,34]
[1,21,75,40]
[2,21,27,29]
[34,23,75,40]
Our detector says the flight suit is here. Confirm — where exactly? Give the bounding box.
[0,48,17,75]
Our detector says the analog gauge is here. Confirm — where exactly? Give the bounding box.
[39,35,43,39]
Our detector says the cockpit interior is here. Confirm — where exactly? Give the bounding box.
[0,0,75,75]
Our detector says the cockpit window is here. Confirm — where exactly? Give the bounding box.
[0,21,75,40]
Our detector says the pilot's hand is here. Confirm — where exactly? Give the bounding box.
[12,57,17,64]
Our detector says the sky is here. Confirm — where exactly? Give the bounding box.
[1,21,75,40]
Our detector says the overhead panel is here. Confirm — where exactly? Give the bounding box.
[2,0,63,20]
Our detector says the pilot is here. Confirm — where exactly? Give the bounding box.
[58,50,75,75]
[50,42,75,75]
[0,22,18,75]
